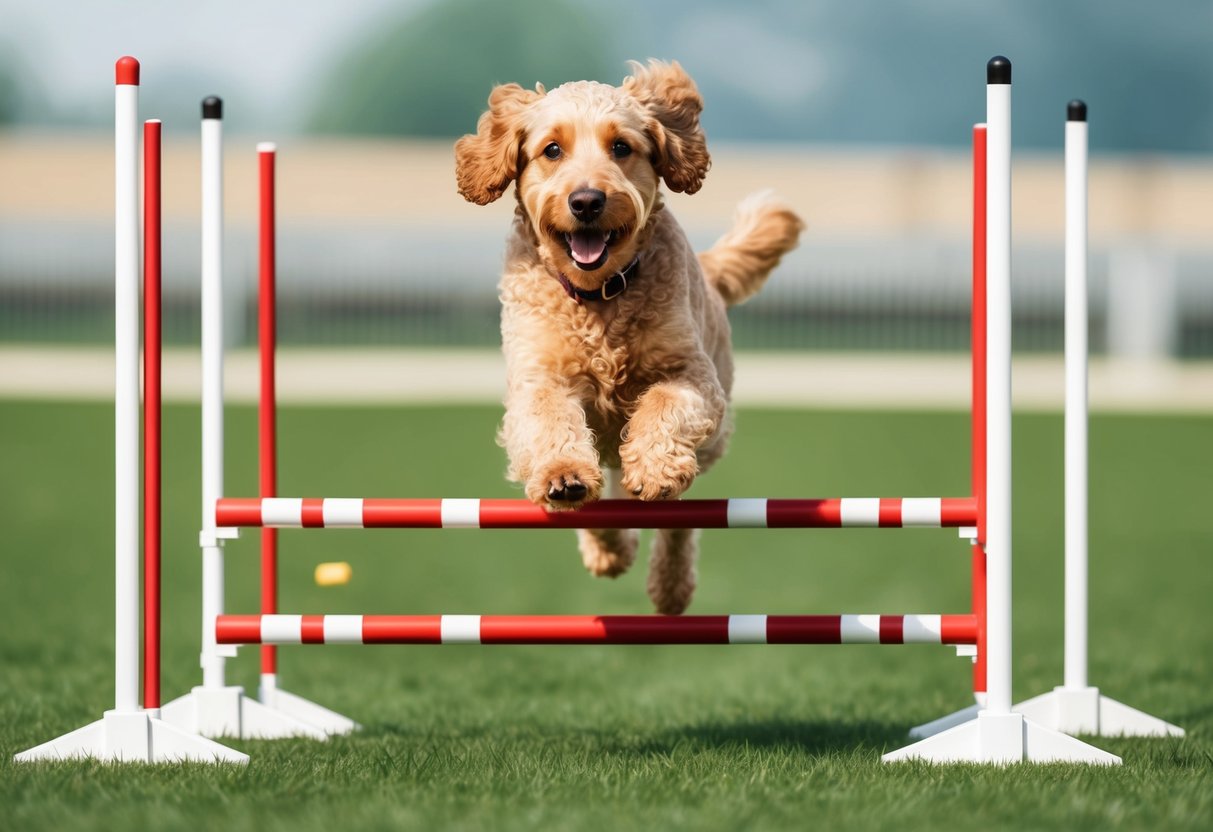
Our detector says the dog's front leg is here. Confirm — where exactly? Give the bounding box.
[619,372,726,501]
[502,381,603,509]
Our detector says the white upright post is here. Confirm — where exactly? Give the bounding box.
[885,58,1119,765]
[200,97,228,692]
[982,59,1014,723]
[112,56,141,719]
[1013,102,1183,738]
[160,99,327,742]
[15,57,246,764]
[1064,105,1090,694]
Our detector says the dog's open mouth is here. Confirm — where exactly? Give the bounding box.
[562,228,619,272]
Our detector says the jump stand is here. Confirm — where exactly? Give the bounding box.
[15,59,245,763]
[881,59,1112,764]
[158,102,354,742]
[1010,101,1182,739]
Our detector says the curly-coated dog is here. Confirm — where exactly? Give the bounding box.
[455,60,803,615]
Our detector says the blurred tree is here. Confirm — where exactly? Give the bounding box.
[309,0,618,137]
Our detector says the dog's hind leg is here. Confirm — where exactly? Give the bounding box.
[578,469,637,578]
[647,527,699,615]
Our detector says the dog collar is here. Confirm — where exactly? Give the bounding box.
[557,257,639,304]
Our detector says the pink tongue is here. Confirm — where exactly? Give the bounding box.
[569,229,606,264]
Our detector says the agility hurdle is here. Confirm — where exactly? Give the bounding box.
[15,55,1150,766]
[168,55,1119,764]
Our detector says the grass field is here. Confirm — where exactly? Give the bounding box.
[1,400,1209,831]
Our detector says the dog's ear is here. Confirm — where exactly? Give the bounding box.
[455,83,544,205]
[624,60,710,195]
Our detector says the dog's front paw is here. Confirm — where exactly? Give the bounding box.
[619,439,698,501]
[526,458,603,510]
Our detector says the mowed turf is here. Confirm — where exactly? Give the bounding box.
[1,400,1209,831]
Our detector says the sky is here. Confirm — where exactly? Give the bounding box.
[0,0,412,130]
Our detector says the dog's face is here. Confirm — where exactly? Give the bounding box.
[514,83,660,281]
[455,61,710,290]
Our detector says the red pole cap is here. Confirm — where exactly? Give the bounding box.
[116,56,140,86]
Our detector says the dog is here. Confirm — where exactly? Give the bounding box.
[455,60,803,615]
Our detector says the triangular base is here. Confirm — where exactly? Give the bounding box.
[259,680,358,736]
[1014,686,1184,738]
[160,685,329,741]
[13,709,248,764]
[883,710,1121,764]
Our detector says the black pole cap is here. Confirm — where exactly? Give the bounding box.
[1067,99,1087,122]
[202,96,223,120]
[987,56,1011,85]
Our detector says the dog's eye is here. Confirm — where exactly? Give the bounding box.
[543,142,562,160]
[612,140,632,159]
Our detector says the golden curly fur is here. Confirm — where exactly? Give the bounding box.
[455,60,804,614]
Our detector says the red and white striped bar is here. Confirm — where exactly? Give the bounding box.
[216,497,978,530]
[218,613,977,646]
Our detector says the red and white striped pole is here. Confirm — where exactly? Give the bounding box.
[143,117,162,714]
[217,613,979,646]
[215,496,978,530]
[258,142,280,702]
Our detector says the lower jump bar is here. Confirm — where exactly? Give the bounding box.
[217,614,978,645]
[216,497,978,530]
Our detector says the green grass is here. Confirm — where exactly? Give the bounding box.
[1,400,1209,831]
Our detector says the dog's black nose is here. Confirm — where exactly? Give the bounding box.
[568,189,606,222]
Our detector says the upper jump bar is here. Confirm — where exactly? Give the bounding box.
[216,497,978,530]
[217,613,978,646]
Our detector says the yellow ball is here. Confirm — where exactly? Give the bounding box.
[314,561,352,586]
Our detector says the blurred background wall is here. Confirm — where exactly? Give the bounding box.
[1,0,1210,359]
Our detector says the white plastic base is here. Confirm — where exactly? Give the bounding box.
[159,685,329,740]
[1013,686,1184,737]
[259,679,358,736]
[883,711,1121,765]
[13,709,248,764]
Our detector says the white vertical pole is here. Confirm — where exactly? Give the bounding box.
[200,97,226,689]
[114,59,140,715]
[984,57,1013,716]
[1064,101,1089,690]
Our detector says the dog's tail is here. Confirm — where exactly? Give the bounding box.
[698,191,804,307]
